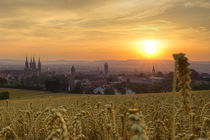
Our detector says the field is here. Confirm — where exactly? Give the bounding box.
[0,88,209,140]
[0,88,67,100]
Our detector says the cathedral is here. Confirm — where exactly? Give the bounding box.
[24,57,41,75]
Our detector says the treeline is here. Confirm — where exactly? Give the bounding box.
[0,91,9,100]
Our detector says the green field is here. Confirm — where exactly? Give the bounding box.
[0,88,68,100]
[1,88,210,100]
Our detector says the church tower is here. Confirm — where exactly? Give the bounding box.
[30,57,33,70]
[24,56,29,72]
[71,65,76,75]
[104,62,108,76]
[152,65,156,76]
[24,56,42,75]
[38,58,41,73]
[68,65,76,91]
[33,57,36,70]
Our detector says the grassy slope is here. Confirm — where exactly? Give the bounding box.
[0,88,68,100]
[0,88,210,100]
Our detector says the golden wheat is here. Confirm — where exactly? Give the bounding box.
[0,91,209,140]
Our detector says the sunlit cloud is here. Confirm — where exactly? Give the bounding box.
[0,0,210,60]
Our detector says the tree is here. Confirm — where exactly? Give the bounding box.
[85,88,94,94]
[0,91,9,100]
[161,72,174,92]
[104,88,115,95]
[70,82,83,94]
[45,79,61,92]
[107,75,117,82]
[190,69,200,80]
[156,72,164,77]
[116,82,126,94]
[129,83,148,93]
[0,78,8,87]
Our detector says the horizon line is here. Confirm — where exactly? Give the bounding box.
[0,58,210,63]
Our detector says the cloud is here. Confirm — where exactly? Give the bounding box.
[0,0,210,60]
[155,5,210,29]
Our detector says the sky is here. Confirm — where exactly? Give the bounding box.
[0,0,210,61]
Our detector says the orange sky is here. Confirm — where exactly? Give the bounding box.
[0,0,210,61]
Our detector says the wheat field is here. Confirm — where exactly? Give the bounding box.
[0,89,209,140]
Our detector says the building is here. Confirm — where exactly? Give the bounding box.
[93,86,105,94]
[104,62,109,76]
[38,58,42,73]
[149,76,164,85]
[24,56,42,75]
[126,89,136,94]
[152,65,156,76]
[71,65,76,75]
[68,65,76,91]
[201,73,210,79]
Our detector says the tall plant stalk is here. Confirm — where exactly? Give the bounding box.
[172,53,192,139]
[171,54,178,140]
[176,54,192,115]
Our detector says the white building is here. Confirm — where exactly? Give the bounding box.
[126,89,136,94]
[93,86,105,94]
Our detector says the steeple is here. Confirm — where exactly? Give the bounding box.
[24,56,42,75]
[30,57,33,69]
[25,56,29,69]
[24,56,29,72]
[38,58,41,72]
[152,65,156,76]
[104,62,108,76]
[33,56,36,69]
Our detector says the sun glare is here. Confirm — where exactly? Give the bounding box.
[143,40,157,55]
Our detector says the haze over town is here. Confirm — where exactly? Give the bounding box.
[0,59,210,74]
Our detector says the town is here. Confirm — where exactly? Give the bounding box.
[0,57,210,94]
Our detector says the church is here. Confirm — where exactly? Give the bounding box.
[24,57,42,75]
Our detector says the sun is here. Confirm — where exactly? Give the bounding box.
[143,40,157,55]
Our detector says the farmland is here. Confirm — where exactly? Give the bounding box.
[0,88,209,139]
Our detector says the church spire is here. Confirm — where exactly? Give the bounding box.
[38,57,41,72]
[30,57,33,69]
[152,65,156,76]
[24,56,42,75]
[33,56,36,69]
[25,56,29,70]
